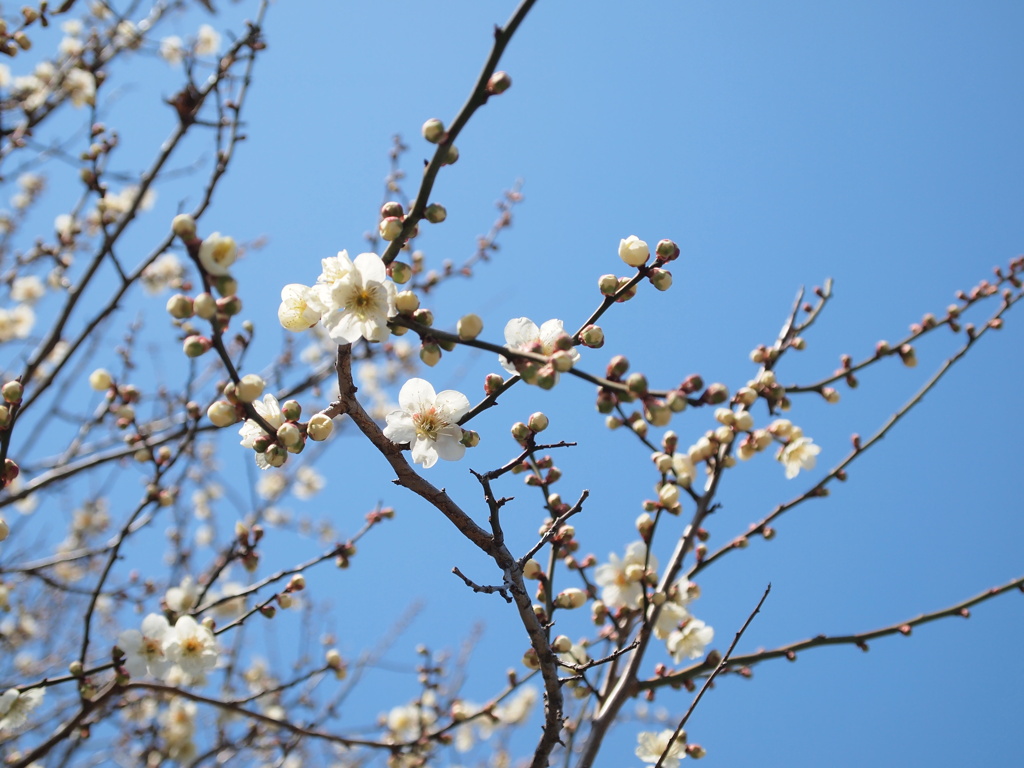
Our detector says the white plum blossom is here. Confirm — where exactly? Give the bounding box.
[0,686,44,732]
[10,276,44,303]
[594,541,657,609]
[277,283,322,331]
[141,253,186,294]
[652,599,691,640]
[666,618,714,663]
[779,435,821,479]
[383,378,470,468]
[198,232,237,276]
[118,613,173,679]
[313,251,397,344]
[498,317,580,377]
[238,394,286,469]
[164,615,218,677]
[160,36,186,65]
[636,729,686,768]
[195,24,221,56]
[165,575,200,613]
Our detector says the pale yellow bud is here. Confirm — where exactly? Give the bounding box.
[207,401,238,427]
[306,413,334,442]
[89,368,113,391]
[236,374,265,403]
[457,313,483,340]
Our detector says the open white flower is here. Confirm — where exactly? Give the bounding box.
[314,252,397,344]
[499,317,580,377]
[277,284,322,331]
[666,618,714,663]
[0,687,44,732]
[238,394,286,469]
[164,615,218,677]
[636,729,686,768]
[118,613,173,679]
[779,435,821,479]
[594,541,657,609]
[383,378,470,468]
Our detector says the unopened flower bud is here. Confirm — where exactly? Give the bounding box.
[89,368,113,391]
[0,516,8,542]
[263,444,287,468]
[551,349,575,373]
[655,238,680,261]
[422,118,445,143]
[511,421,531,444]
[626,372,648,395]
[522,559,543,579]
[216,295,242,316]
[277,422,302,448]
[457,313,483,340]
[236,374,265,403]
[579,324,604,348]
[551,635,572,653]
[702,383,729,404]
[207,400,239,427]
[899,343,917,367]
[484,373,505,395]
[183,335,212,357]
[598,274,620,296]
[487,71,512,94]
[395,293,420,318]
[389,261,411,284]
[307,412,334,441]
[193,292,217,320]
[460,429,480,447]
[522,648,541,670]
[379,216,403,241]
[2,381,22,403]
[555,588,587,609]
[618,235,649,267]
[420,343,441,367]
[166,293,194,319]
[528,412,549,432]
[659,483,680,509]
[648,268,673,291]
[424,203,447,223]
[608,355,629,378]
[171,214,196,240]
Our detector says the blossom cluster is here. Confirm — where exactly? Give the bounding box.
[279,251,398,345]
[116,613,219,683]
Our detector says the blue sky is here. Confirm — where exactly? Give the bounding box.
[3,1,1022,766]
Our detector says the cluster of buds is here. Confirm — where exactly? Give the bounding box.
[510,411,549,447]
[748,368,787,411]
[0,380,23,430]
[607,236,680,297]
[235,521,263,573]
[597,358,700,431]
[421,119,460,166]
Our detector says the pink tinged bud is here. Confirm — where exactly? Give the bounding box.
[2,381,23,403]
[534,364,557,390]
[389,261,412,284]
[171,213,196,240]
[277,593,293,609]
[618,235,650,267]
[2,458,20,484]
[424,203,447,223]
[596,388,616,413]
[277,422,302,448]
[457,313,483,340]
[379,216,403,241]
[216,295,242,316]
[166,293,194,319]
[183,335,212,357]
[822,387,840,404]
[648,268,673,291]
[666,391,687,412]
[644,400,671,426]
[422,118,445,143]
[193,292,217,320]
[487,71,512,94]
[656,238,680,261]
[235,374,265,403]
[413,308,434,326]
[552,635,572,653]
[484,373,506,395]
[381,201,404,218]
[659,483,680,508]
[420,343,442,367]
[511,421,531,444]
[306,413,334,441]
[608,355,630,378]
[527,412,549,432]
[207,400,239,427]
[615,278,638,302]
[522,648,541,670]
[555,588,587,609]
[702,383,729,404]
[281,400,302,421]
[444,145,460,165]
[598,273,620,296]
[579,324,604,348]
[394,290,419,314]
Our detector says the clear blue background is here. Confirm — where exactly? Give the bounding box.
[6,1,1023,766]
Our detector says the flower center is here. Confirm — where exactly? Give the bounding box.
[345,284,381,318]
[412,407,448,442]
